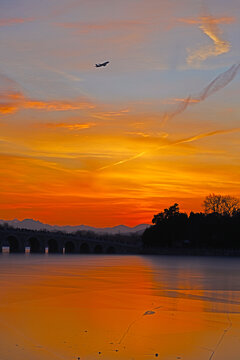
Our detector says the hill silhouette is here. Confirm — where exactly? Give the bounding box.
[0,219,149,235]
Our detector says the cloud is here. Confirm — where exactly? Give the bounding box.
[0,103,18,114]
[0,90,22,114]
[92,109,130,121]
[0,18,34,27]
[0,88,94,115]
[57,20,147,33]
[125,132,151,137]
[162,63,240,124]
[179,16,235,26]
[43,123,95,130]
[168,98,201,104]
[0,73,95,115]
[24,98,94,111]
[179,15,234,65]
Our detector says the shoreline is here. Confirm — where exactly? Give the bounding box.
[141,248,240,256]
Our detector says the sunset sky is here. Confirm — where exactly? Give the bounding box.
[0,0,240,226]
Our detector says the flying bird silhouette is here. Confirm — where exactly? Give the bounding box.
[95,61,109,68]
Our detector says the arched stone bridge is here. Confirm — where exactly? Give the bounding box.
[0,228,141,254]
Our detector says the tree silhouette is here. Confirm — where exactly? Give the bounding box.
[143,204,188,248]
[203,194,240,216]
[152,203,180,225]
[143,197,240,251]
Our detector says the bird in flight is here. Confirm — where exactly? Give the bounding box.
[95,61,109,68]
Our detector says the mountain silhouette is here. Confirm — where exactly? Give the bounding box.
[0,218,149,235]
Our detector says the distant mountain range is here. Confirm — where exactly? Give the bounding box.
[0,218,150,235]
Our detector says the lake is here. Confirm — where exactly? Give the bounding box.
[0,254,239,360]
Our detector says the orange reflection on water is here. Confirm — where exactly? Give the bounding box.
[0,255,240,360]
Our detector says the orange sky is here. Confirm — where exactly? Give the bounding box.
[0,0,239,226]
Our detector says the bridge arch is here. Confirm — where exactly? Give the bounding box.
[94,244,103,254]
[80,243,90,254]
[106,246,116,254]
[7,235,20,253]
[65,241,75,254]
[48,239,60,254]
[29,237,41,253]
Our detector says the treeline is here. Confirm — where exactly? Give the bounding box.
[143,195,240,250]
[75,230,141,244]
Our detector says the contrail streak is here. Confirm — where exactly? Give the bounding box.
[98,151,146,171]
[162,96,192,124]
[98,128,240,171]
[197,63,240,100]
[162,63,240,124]
[168,128,240,146]
[98,64,240,171]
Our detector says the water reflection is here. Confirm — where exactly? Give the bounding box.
[0,254,239,360]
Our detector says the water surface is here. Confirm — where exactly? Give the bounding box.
[0,254,240,360]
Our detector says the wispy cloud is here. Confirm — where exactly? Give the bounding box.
[0,103,18,114]
[0,85,94,115]
[43,122,95,130]
[57,20,146,33]
[24,98,94,112]
[166,98,201,104]
[125,132,151,137]
[179,15,235,65]
[92,109,130,121]
[179,16,235,25]
[0,18,34,27]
